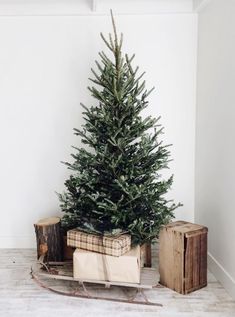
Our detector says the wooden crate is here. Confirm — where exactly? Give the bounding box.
[159,221,208,294]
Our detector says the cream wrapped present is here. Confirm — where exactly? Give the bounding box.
[73,246,140,284]
[67,229,131,256]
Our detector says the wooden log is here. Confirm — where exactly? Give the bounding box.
[34,217,62,262]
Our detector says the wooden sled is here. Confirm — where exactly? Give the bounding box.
[31,257,163,307]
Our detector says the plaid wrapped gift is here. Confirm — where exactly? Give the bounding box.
[67,229,131,257]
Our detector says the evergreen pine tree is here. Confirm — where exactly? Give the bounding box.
[58,12,181,245]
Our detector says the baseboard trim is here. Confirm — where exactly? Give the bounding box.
[208,252,235,300]
[0,235,36,248]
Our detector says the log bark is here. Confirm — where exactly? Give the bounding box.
[34,217,62,262]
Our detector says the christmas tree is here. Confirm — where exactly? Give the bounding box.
[58,12,181,245]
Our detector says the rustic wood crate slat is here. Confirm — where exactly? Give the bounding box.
[159,221,208,294]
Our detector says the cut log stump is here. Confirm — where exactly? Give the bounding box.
[34,217,62,262]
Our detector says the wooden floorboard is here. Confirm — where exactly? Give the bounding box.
[0,248,235,317]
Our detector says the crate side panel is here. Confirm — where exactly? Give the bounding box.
[200,232,207,286]
[192,234,200,288]
[172,231,184,293]
[159,228,174,288]
[184,235,194,292]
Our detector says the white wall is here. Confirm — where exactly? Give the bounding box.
[0,11,197,248]
[196,0,235,299]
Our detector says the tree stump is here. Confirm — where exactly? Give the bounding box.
[34,217,62,262]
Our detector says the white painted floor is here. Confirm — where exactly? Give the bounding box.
[0,249,235,317]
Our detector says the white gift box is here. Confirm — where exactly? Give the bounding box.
[73,245,140,284]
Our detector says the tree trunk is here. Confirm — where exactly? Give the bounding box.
[62,235,75,261]
[140,242,152,267]
[145,242,152,267]
[34,217,62,262]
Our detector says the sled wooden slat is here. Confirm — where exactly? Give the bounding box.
[31,257,164,307]
[32,261,159,289]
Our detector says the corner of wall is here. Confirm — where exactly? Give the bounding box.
[193,0,212,12]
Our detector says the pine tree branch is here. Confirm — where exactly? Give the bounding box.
[100,32,113,52]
